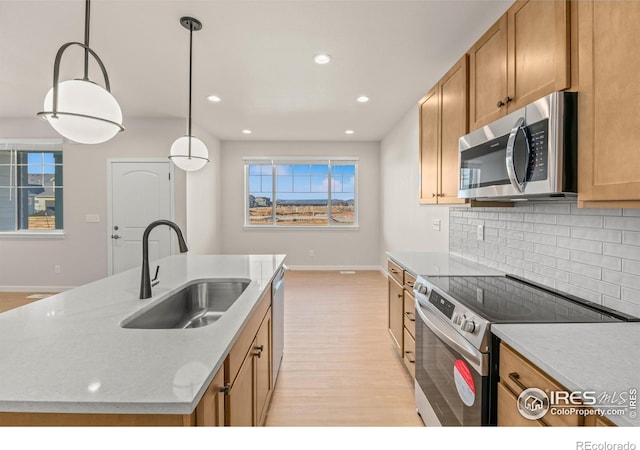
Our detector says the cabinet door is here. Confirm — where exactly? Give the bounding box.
[507,0,570,110]
[195,365,225,426]
[388,277,404,350]
[469,14,508,130]
[578,0,640,204]
[497,382,545,427]
[438,55,468,204]
[227,347,254,426]
[419,86,440,204]
[254,309,272,426]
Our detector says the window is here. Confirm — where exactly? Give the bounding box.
[0,139,63,233]
[245,158,357,227]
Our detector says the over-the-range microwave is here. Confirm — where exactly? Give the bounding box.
[458,91,577,201]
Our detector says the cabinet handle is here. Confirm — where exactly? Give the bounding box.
[404,311,416,322]
[252,345,264,358]
[389,268,398,274]
[432,193,437,198]
[406,281,414,288]
[404,351,416,364]
[496,100,505,108]
[219,383,231,395]
[504,96,513,104]
[508,372,530,391]
[397,293,403,299]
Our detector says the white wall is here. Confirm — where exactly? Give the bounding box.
[0,117,189,289]
[187,125,222,254]
[220,141,380,269]
[379,106,449,268]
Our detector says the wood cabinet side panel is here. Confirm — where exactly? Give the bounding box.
[419,87,440,203]
[439,55,469,204]
[195,365,225,426]
[388,276,404,350]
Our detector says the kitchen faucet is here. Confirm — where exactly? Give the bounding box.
[139,220,188,299]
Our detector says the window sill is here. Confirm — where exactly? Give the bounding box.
[243,225,360,231]
[0,230,66,239]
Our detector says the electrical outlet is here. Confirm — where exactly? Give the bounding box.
[309,250,314,257]
[477,225,484,241]
[54,265,61,274]
[432,219,441,231]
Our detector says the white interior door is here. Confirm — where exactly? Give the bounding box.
[109,161,173,275]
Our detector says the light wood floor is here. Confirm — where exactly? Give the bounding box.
[265,270,422,426]
[0,292,53,314]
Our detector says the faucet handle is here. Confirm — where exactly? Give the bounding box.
[151,265,160,287]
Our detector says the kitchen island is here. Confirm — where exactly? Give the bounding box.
[0,254,285,425]
[493,323,640,427]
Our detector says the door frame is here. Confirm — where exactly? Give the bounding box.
[106,158,175,276]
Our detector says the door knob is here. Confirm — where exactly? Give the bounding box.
[111,234,121,239]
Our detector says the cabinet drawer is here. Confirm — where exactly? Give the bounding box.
[403,290,416,338]
[404,272,416,291]
[497,382,545,427]
[499,343,582,426]
[387,260,404,285]
[403,327,415,378]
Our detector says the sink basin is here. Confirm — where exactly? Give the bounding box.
[122,279,250,329]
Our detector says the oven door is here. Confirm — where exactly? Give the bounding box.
[414,297,490,426]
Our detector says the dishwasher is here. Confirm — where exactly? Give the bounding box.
[271,265,285,388]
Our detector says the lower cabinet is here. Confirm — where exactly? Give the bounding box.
[497,342,616,427]
[388,276,404,351]
[226,306,273,427]
[195,365,225,426]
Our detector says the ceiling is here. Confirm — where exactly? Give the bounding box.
[0,0,513,142]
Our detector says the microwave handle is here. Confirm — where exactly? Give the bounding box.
[505,117,530,193]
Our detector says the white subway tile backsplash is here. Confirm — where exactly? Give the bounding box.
[557,214,603,228]
[570,227,622,243]
[533,223,571,237]
[569,250,622,271]
[449,201,640,317]
[603,243,640,261]
[622,231,640,246]
[604,216,640,231]
[557,236,603,254]
[603,269,640,290]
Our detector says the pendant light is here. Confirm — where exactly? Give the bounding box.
[169,17,209,172]
[37,0,124,144]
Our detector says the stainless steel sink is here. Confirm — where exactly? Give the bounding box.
[122,280,250,329]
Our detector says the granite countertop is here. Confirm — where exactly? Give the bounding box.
[492,323,640,427]
[0,254,285,415]
[387,251,504,277]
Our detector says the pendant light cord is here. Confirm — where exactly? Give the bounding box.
[187,20,193,158]
[83,0,90,81]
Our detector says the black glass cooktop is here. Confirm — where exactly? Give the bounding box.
[424,275,633,323]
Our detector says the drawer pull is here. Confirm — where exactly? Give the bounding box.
[219,383,231,395]
[252,345,264,358]
[389,268,399,274]
[404,351,415,364]
[404,311,415,322]
[508,372,530,391]
[406,281,415,288]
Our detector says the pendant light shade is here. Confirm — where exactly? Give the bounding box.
[37,0,123,144]
[168,16,209,172]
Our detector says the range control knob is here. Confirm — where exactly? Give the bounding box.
[461,319,476,333]
[452,313,463,325]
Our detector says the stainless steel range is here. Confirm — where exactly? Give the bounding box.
[412,274,637,426]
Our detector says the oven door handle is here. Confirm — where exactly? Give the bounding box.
[415,298,489,376]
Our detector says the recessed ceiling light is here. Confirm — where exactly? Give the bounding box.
[242,129,252,135]
[356,96,369,103]
[345,130,355,135]
[314,54,332,64]
[207,95,221,102]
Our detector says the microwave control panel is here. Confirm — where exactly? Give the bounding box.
[526,119,549,182]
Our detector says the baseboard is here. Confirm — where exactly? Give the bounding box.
[287,265,384,272]
[0,286,73,293]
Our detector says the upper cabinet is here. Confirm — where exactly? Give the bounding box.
[577,1,640,207]
[419,55,469,205]
[469,0,570,131]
